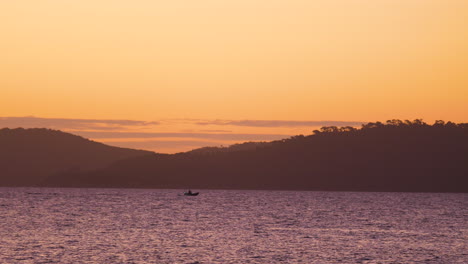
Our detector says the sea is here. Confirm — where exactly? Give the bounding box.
[0,188,466,264]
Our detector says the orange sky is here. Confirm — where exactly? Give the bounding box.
[1,1,467,153]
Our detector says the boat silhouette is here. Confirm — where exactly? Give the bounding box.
[184,190,199,196]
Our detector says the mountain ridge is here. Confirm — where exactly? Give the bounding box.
[0,128,152,186]
[39,119,468,193]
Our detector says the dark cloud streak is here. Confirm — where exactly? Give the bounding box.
[195,119,363,127]
[0,116,159,130]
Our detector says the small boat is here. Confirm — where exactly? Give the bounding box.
[184,190,199,196]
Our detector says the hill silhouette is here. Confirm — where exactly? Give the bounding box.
[0,128,151,186]
[42,120,468,192]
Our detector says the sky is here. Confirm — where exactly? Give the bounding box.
[1,0,467,153]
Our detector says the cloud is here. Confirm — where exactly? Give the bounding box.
[1,116,362,130]
[72,131,290,141]
[195,119,363,127]
[199,129,232,133]
[0,116,159,131]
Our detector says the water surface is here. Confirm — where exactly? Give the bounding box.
[0,188,466,263]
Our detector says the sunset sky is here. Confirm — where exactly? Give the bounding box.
[1,0,467,153]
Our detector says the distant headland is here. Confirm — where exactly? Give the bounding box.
[1,119,467,193]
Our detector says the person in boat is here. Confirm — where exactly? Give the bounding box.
[187,189,192,195]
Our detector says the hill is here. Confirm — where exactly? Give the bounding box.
[0,128,152,186]
[43,120,468,192]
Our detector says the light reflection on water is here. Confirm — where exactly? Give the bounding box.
[0,188,466,263]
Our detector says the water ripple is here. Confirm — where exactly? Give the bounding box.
[0,188,466,263]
